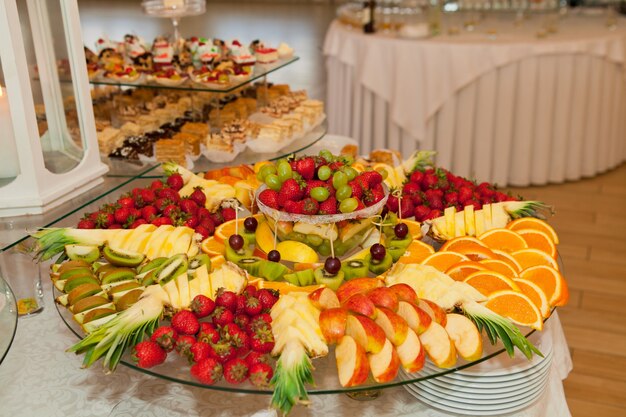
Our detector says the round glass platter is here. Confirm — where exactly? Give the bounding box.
[0,275,18,365]
[53,277,549,396]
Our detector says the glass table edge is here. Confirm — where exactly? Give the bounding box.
[0,277,18,365]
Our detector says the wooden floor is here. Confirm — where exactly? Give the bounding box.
[508,164,626,417]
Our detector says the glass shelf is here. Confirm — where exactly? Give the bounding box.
[0,275,18,365]
[87,57,299,94]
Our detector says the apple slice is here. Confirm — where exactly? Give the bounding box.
[367,287,399,312]
[418,299,447,326]
[374,307,409,346]
[319,307,349,345]
[396,328,425,373]
[444,313,483,362]
[308,287,340,310]
[335,335,370,387]
[342,293,377,319]
[336,278,383,303]
[368,338,400,383]
[419,321,457,368]
[345,314,387,354]
[397,301,432,335]
[388,283,418,304]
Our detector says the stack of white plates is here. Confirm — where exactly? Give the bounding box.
[400,331,553,416]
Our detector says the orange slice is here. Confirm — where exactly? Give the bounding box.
[421,251,470,272]
[506,217,559,245]
[401,219,424,240]
[464,271,520,296]
[453,244,496,262]
[512,248,559,271]
[445,261,489,281]
[490,249,523,273]
[396,240,436,265]
[440,236,488,252]
[479,259,519,277]
[478,228,528,253]
[201,236,226,257]
[484,290,543,331]
[214,214,264,243]
[516,229,557,258]
[210,255,226,271]
[513,278,550,318]
[519,265,564,306]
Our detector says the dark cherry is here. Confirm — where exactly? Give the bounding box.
[394,223,409,239]
[244,216,258,233]
[324,257,342,275]
[268,249,281,263]
[381,206,389,219]
[370,243,386,261]
[229,234,245,251]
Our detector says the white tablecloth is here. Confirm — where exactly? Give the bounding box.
[0,277,572,417]
[324,14,626,186]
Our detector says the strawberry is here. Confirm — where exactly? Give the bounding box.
[494,192,509,202]
[190,186,207,207]
[130,218,147,228]
[414,205,431,222]
[421,173,438,190]
[155,198,173,213]
[209,340,236,364]
[234,313,250,329]
[235,294,247,314]
[197,207,211,220]
[245,351,272,367]
[198,322,220,344]
[427,196,443,211]
[199,217,216,234]
[411,192,424,206]
[77,218,96,229]
[166,173,184,191]
[95,212,114,229]
[248,362,274,387]
[215,289,238,312]
[243,285,257,298]
[140,188,156,206]
[409,170,424,184]
[425,209,442,220]
[444,191,458,206]
[301,197,319,215]
[190,357,223,385]
[278,178,304,202]
[355,197,366,211]
[175,334,196,357]
[403,182,420,197]
[348,180,364,200]
[359,171,383,187]
[184,216,199,228]
[244,296,262,316]
[158,187,181,202]
[256,290,278,310]
[108,223,122,229]
[211,306,235,327]
[188,341,213,364]
[171,310,200,335]
[304,180,327,197]
[114,207,132,225]
[284,200,304,214]
[319,196,338,215]
[329,161,344,170]
[194,225,211,239]
[223,358,249,384]
[458,186,474,204]
[398,198,415,219]
[258,189,280,209]
[221,207,237,222]
[295,157,316,180]
[220,322,243,339]
[180,198,199,216]
[162,204,180,218]
[150,326,178,352]
[151,180,165,190]
[132,340,167,369]
[191,295,215,318]
[117,196,135,209]
[386,194,400,213]
[250,326,275,353]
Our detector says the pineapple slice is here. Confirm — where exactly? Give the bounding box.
[464,205,476,237]
[444,207,456,239]
[144,225,175,259]
[491,202,511,228]
[474,210,486,237]
[176,273,191,308]
[194,265,212,299]
[483,204,493,230]
[126,224,157,253]
[159,227,193,258]
[454,212,466,238]
[162,278,181,309]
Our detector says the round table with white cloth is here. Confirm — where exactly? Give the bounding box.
[324,13,626,186]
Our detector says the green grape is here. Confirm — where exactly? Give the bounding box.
[277,161,293,182]
[332,171,348,189]
[317,165,331,181]
[306,234,323,247]
[343,167,358,181]
[257,164,276,181]
[319,150,334,163]
[376,167,389,180]
[265,174,282,191]
[311,187,330,202]
[339,197,358,213]
[336,184,352,201]
[256,171,265,182]
[341,154,355,166]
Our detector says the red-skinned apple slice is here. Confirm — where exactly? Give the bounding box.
[367,287,399,312]
[308,287,340,310]
[419,321,457,368]
[388,283,418,304]
[345,314,387,354]
[418,299,447,326]
[335,335,370,387]
[342,293,377,319]
[396,328,425,373]
[374,307,409,346]
[444,313,483,361]
[319,307,349,345]
[397,301,432,335]
[367,338,401,383]
[336,278,383,303]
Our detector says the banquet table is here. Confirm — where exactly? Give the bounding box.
[0,273,573,417]
[324,12,626,186]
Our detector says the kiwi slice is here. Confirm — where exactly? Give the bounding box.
[57,260,92,275]
[155,254,188,285]
[283,272,300,286]
[63,274,99,293]
[137,257,168,274]
[82,308,117,324]
[141,269,157,286]
[283,269,315,287]
[95,263,117,279]
[341,259,369,281]
[242,230,256,247]
[365,252,394,275]
[71,295,110,314]
[313,267,345,291]
[225,244,252,264]
[60,267,96,282]
[237,257,263,277]
[387,245,408,263]
[65,244,101,264]
[258,260,289,282]
[103,245,146,268]
[189,254,211,271]
[107,281,142,295]
[305,234,324,247]
[115,289,144,311]
[100,268,136,285]
[387,235,412,249]
[67,283,103,305]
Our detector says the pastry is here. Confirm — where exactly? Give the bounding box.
[255,47,278,64]
[155,138,186,165]
[97,127,123,155]
[228,40,256,66]
[206,132,234,153]
[277,42,294,59]
[369,149,402,165]
[181,122,209,138]
[172,132,202,156]
[152,37,175,71]
[196,39,221,65]
[341,144,359,158]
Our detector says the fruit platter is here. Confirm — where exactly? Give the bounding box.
[31,149,568,415]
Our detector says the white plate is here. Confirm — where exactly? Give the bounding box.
[302,134,358,156]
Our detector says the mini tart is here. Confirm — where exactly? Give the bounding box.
[255,48,278,64]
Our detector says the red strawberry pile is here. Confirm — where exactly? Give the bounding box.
[132,287,278,387]
[76,173,237,240]
[387,167,517,222]
[257,152,386,215]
